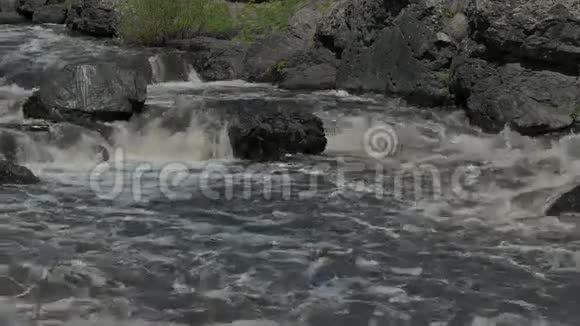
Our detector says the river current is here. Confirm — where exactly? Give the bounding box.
[0,24,579,326]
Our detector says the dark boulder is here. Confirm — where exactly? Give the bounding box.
[16,0,45,18]
[66,0,119,37]
[546,185,580,216]
[315,0,403,58]
[242,32,305,82]
[32,3,66,23]
[0,160,39,184]
[466,0,580,75]
[226,102,327,161]
[166,37,247,81]
[451,57,580,135]
[279,62,337,90]
[314,0,457,105]
[278,48,337,90]
[22,63,147,125]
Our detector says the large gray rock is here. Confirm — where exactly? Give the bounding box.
[451,57,580,135]
[315,0,456,105]
[166,37,247,81]
[242,2,322,82]
[32,3,66,23]
[467,0,580,75]
[66,0,120,37]
[278,47,337,90]
[315,0,408,58]
[242,32,305,82]
[22,63,147,124]
[0,160,39,184]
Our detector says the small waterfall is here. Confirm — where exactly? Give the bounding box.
[147,53,191,84]
[187,66,203,84]
[147,54,165,84]
[74,65,96,110]
[111,99,232,162]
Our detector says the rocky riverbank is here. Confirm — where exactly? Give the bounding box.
[11,0,580,137]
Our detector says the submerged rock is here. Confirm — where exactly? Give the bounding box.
[0,160,39,184]
[451,57,580,135]
[546,185,580,216]
[22,63,147,125]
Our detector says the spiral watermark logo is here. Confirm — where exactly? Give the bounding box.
[364,123,399,159]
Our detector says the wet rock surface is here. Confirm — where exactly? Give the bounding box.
[547,185,580,216]
[0,160,39,184]
[228,105,327,161]
[22,63,147,124]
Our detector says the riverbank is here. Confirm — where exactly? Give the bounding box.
[6,0,580,139]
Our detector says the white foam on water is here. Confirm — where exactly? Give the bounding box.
[111,102,232,163]
[0,84,33,98]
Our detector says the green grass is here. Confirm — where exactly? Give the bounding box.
[118,0,318,45]
[118,0,333,45]
[236,0,306,42]
[118,0,235,45]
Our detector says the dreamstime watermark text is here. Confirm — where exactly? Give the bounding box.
[88,122,482,203]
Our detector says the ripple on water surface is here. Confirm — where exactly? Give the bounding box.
[0,25,580,326]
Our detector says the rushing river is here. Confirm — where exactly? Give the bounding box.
[0,24,579,326]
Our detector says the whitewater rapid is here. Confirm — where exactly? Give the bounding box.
[0,24,579,326]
